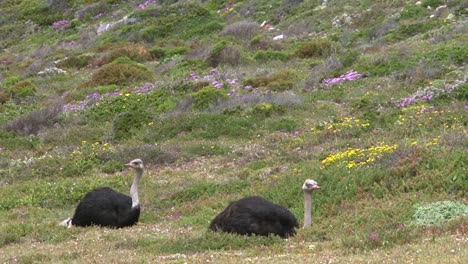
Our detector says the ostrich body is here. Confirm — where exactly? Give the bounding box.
[209,179,320,238]
[61,159,144,228]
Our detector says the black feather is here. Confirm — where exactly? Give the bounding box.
[71,187,140,228]
[209,196,299,238]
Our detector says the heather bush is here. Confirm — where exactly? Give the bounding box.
[85,56,153,87]
[111,110,152,141]
[3,102,63,136]
[56,54,94,69]
[10,80,36,98]
[191,85,228,110]
[245,70,298,91]
[0,89,10,103]
[294,39,336,58]
[247,102,285,118]
[106,43,153,63]
[206,41,242,67]
[219,21,260,41]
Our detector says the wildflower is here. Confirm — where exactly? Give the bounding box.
[244,85,252,90]
[368,232,379,241]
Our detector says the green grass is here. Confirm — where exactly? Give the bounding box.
[0,0,467,263]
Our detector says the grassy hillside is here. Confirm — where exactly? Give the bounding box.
[0,0,466,263]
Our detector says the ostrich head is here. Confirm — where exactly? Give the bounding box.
[302,179,320,192]
[126,158,144,170]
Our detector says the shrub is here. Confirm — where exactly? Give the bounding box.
[0,89,11,103]
[107,43,152,63]
[219,21,260,41]
[3,75,21,88]
[191,85,228,110]
[400,6,427,20]
[207,42,242,67]
[412,201,468,226]
[253,50,290,62]
[111,110,152,141]
[294,39,336,58]
[56,54,94,69]
[245,70,298,91]
[247,103,285,118]
[86,57,153,87]
[11,80,36,97]
[3,102,64,136]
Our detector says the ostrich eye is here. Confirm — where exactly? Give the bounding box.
[133,161,139,165]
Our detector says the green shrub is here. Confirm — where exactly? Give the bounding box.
[421,0,444,8]
[0,89,11,103]
[106,43,152,63]
[11,80,36,97]
[412,201,468,226]
[192,85,228,110]
[400,6,427,20]
[245,70,298,91]
[56,54,94,69]
[247,103,285,118]
[112,110,152,141]
[253,50,290,62]
[86,57,153,87]
[3,76,21,88]
[294,39,336,58]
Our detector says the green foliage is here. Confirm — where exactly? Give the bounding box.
[421,0,444,8]
[253,50,290,62]
[17,0,65,25]
[86,89,174,123]
[106,43,152,63]
[132,3,220,40]
[112,110,152,141]
[412,201,468,226]
[142,113,257,141]
[400,5,427,20]
[247,103,285,118]
[56,54,93,69]
[192,85,228,110]
[10,80,36,97]
[423,46,467,65]
[294,39,336,58]
[86,56,153,87]
[245,70,298,91]
[3,75,21,88]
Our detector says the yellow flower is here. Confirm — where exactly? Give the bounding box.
[125,93,131,97]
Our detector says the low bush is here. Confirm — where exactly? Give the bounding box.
[294,39,336,58]
[10,80,36,97]
[85,56,153,87]
[219,21,260,41]
[245,70,298,91]
[191,85,228,110]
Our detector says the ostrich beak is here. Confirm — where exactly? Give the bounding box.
[125,162,135,168]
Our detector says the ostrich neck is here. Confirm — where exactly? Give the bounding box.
[303,191,312,227]
[130,169,143,208]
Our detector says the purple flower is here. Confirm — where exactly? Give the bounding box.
[244,85,252,90]
[368,232,379,241]
[52,20,70,31]
[322,70,365,85]
[136,0,157,10]
[189,72,199,79]
[210,68,219,74]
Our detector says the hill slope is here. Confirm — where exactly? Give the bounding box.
[0,0,467,263]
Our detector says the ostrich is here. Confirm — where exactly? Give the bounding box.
[60,158,144,228]
[209,179,320,238]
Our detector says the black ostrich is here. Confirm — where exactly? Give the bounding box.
[209,179,320,238]
[60,159,144,228]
